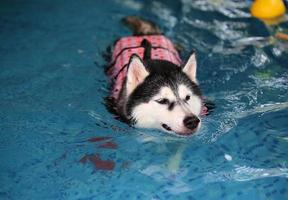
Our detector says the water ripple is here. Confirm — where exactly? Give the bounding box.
[205,165,288,182]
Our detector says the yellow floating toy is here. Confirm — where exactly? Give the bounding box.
[251,0,286,19]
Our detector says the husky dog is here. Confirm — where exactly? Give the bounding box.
[105,16,209,137]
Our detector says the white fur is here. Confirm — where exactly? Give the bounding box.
[178,84,202,115]
[132,84,202,135]
[183,54,197,83]
[126,56,149,97]
[154,87,176,102]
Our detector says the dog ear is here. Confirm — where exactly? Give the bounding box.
[182,52,197,83]
[126,55,149,96]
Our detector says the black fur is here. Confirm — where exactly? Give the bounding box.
[141,39,152,61]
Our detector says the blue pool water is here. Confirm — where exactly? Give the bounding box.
[1,0,288,199]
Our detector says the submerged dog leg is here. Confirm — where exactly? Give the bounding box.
[167,144,187,174]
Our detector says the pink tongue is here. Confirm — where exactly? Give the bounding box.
[177,132,193,136]
[200,106,208,116]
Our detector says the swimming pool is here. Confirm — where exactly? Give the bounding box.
[0,0,287,199]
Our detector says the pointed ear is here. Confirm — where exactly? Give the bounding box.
[126,55,149,96]
[182,53,197,83]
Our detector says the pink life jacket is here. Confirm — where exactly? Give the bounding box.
[107,35,208,116]
[108,35,181,100]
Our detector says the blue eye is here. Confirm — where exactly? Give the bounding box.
[156,98,169,104]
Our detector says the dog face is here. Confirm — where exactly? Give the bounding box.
[124,53,203,137]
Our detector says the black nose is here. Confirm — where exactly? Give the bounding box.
[183,116,200,130]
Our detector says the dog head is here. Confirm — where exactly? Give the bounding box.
[123,53,202,137]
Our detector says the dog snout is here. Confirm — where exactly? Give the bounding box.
[183,116,200,130]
